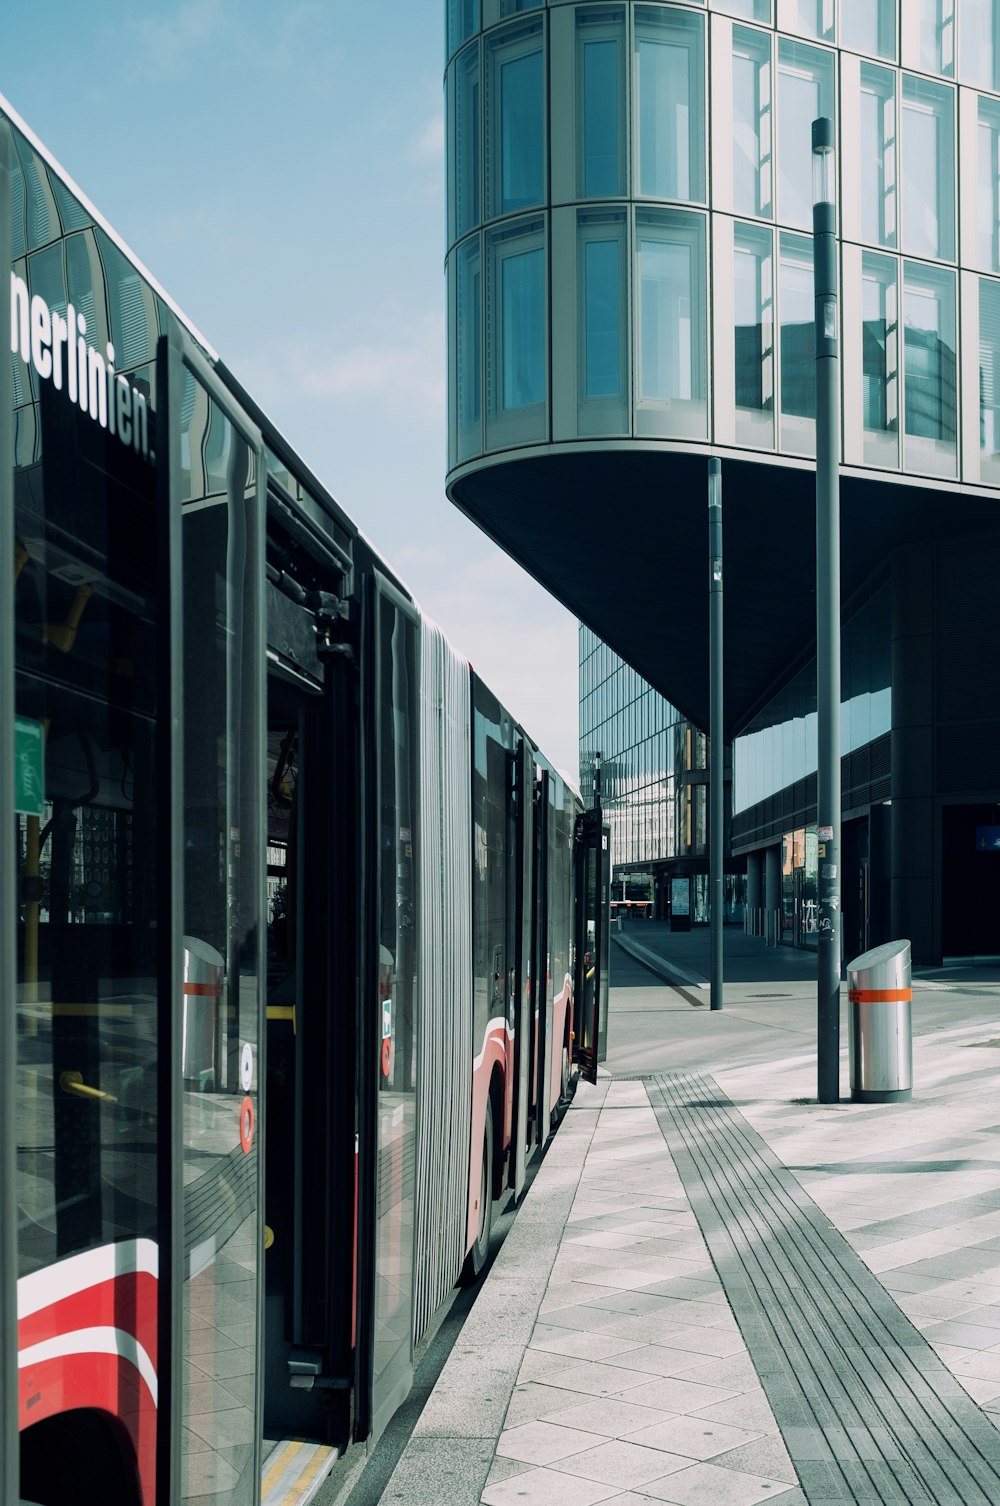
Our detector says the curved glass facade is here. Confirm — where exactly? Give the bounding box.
[446,0,1000,487]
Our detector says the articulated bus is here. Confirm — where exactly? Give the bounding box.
[0,101,610,1506]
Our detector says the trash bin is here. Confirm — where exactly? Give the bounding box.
[182,935,224,1088]
[847,939,912,1103]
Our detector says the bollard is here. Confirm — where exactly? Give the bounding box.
[847,939,912,1103]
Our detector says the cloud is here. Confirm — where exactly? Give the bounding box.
[296,313,445,417]
[130,0,233,76]
[130,0,325,79]
[402,548,581,781]
[409,113,444,163]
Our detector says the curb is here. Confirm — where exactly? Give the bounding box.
[612,929,707,990]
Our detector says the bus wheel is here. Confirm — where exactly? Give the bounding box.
[460,1098,494,1285]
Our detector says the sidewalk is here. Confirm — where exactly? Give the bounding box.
[380,935,1000,1506]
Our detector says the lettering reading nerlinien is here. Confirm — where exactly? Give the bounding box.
[9,271,151,463]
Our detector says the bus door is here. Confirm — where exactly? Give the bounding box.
[354,573,421,1444]
[508,738,534,1199]
[260,479,356,1452]
[532,770,551,1148]
[574,810,610,1084]
[162,324,267,1506]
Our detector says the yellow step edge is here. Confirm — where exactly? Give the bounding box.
[260,1440,338,1506]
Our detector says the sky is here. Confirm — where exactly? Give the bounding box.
[2,2,580,781]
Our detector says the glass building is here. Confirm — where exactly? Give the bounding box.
[579,626,745,923]
[445,0,1000,964]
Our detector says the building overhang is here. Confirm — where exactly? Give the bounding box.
[448,445,1000,741]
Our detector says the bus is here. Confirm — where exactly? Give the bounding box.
[0,99,610,1506]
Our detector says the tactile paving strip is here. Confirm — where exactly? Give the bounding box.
[647,1072,1000,1505]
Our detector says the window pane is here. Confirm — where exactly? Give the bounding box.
[920,0,955,75]
[635,8,705,202]
[733,28,772,218]
[579,11,624,198]
[903,261,957,472]
[500,50,543,212]
[780,238,814,416]
[960,0,1000,90]
[788,0,834,43]
[487,218,546,446]
[640,239,692,397]
[714,0,771,21]
[635,209,707,436]
[901,77,955,261]
[978,100,1000,273]
[840,0,896,58]
[457,238,482,457]
[501,247,544,407]
[734,222,775,441]
[584,237,622,397]
[455,44,481,238]
[979,276,1000,481]
[860,65,896,248]
[861,251,899,465]
[779,232,815,450]
[777,41,835,230]
[448,0,480,60]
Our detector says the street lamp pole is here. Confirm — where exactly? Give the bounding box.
[708,458,723,1012]
[812,117,841,1104]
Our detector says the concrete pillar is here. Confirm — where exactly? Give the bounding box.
[746,850,763,932]
[764,846,781,940]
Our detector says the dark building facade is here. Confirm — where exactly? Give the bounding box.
[444,0,1000,964]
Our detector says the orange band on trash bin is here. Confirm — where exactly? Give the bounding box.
[184,981,222,995]
[848,988,912,1003]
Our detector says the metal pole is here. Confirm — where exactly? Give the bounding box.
[812,118,841,1104]
[708,458,723,1012]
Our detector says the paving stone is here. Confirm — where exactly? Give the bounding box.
[529,1329,645,1363]
[540,1394,676,1438]
[496,1418,608,1465]
[503,1382,602,1428]
[694,1388,783,1435]
[480,1465,619,1505]
[600,1344,719,1380]
[549,1436,690,1488]
[614,1374,743,1415]
[634,1459,791,1505]
[624,1414,763,1461]
[542,1357,669,1397]
[483,1457,532,1486]
[713,1434,798,1485]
